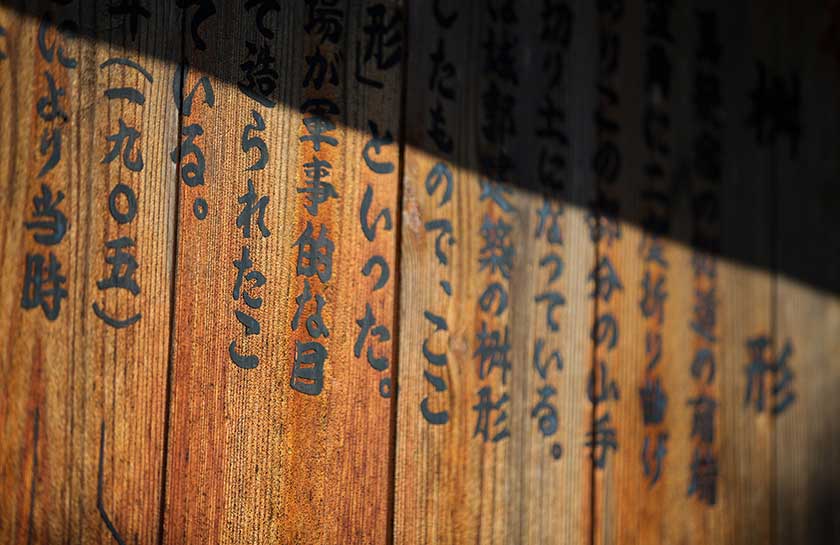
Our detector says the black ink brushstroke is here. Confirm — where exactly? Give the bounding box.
[97,422,127,545]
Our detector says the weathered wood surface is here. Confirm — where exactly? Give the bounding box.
[162,1,401,544]
[774,1,840,543]
[0,1,179,543]
[0,1,837,544]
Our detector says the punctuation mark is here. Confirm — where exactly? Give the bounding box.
[26,407,40,545]
[97,422,127,545]
[100,58,154,105]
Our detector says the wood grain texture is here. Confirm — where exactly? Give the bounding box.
[162,1,401,543]
[0,1,179,543]
[394,1,593,543]
[774,0,840,542]
[715,2,777,544]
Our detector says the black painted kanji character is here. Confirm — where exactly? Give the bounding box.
[536,95,568,142]
[535,198,563,245]
[360,185,393,243]
[688,447,717,505]
[0,25,6,61]
[232,246,266,309]
[354,303,391,371]
[237,179,271,239]
[479,180,515,213]
[304,0,344,44]
[592,139,620,181]
[533,338,562,380]
[638,234,667,266]
[744,335,773,412]
[103,119,143,172]
[540,0,573,46]
[691,285,717,342]
[108,0,150,41]
[427,101,453,154]
[428,38,455,100]
[24,184,67,246]
[641,431,668,485]
[238,41,278,108]
[361,255,389,291]
[433,0,457,28]
[772,339,796,415]
[355,4,402,88]
[586,412,618,469]
[474,322,511,385]
[298,156,338,216]
[473,386,510,443]
[291,279,329,338]
[245,0,281,38]
[639,377,667,425]
[481,81,516,144]
[294,221,334,282]
[424,219,455,266]
[21,252,67,321]
[592,312,618,351]
[588,256,623,302]
[482,28,518,84]
[646,331,662,370]
[95,237,139,296]
[535,291,565,332]
[746,61,801,157]
[587,360,620,405]
[691,251,717,279]
[485,0,517,22]
[38,127,61,178]
[479,282,508,316]
[176,0,216,51]
[540,253,563,285]
[640,270,667,325]
[300,115,338,151]
[37,14,77,67]
[290,340,326,395]
[229,339,259,369]
[303,45,339,90]
[478,215,515,279]
[235,309,260,336]
[691,347,715,384]
[242,110,268,171]
[362,121,395,174]
[421,393,449,425]
[585,207,621,246]
[538,146,567,192]
[425,161,452,207]
[532,384,559,436]
[688,394,717,444]
[174,62,215,115]
[172,124,206,187]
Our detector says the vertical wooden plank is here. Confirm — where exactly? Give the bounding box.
[715,1,777,543]
[394,1,593,544]
[0,1,179,543]
[590,0,647,542]
[774,0,840,542]
[515,0,596,544]
[162,1,402,543]
[663,0,728,542]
